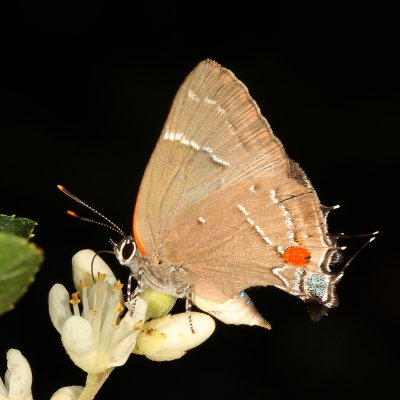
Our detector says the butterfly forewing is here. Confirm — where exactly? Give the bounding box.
[134,59,336,303]
[134,60,287,252]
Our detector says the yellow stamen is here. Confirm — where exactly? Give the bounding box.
[113,280,124,291]
[115,301,124,313]
[97,272,106,282]
[80,279,88,288]
[133,320,144,331]
[69,292,81,305]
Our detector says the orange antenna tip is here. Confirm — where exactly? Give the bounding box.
[57,185,73,195]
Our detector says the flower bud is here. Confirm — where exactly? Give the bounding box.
[135,312,215,361]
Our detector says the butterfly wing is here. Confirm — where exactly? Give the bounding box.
[134,59,288,254]
[134,59,338,303]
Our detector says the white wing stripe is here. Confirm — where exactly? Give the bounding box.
[163,130,230,167]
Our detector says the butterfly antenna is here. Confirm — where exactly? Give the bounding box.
[66,210,123,235]
[57,185,125,236]
[339,231,379,272]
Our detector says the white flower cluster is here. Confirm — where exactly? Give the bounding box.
[1,249,215,399]
[49,251,147,374]
[49,250,215,372]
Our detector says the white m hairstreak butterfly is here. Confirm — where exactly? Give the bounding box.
[60,59,373,329]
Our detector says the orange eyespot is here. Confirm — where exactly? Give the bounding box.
[282,246,311,267]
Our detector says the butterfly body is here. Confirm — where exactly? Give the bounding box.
[122,243,191,298]
[113,59,346,329]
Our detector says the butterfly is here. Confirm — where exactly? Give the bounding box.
[61,60,366,329]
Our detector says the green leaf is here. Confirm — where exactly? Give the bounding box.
[0,214,37,240]
[0,232,44,316]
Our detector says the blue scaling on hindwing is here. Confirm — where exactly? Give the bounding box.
[305,274,329,302]
[238,290,252,304]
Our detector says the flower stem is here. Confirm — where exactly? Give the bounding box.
[78,368,114,400]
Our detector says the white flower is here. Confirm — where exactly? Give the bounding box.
[0,349,32,400]
[49,250,147,374]
[135,312,215,361]
[71,249,117,289]
[50,386,83,400]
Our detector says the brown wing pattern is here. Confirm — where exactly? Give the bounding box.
[162,173,334,302]
[134,59,335,302]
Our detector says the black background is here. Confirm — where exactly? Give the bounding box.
[1,2,398,399]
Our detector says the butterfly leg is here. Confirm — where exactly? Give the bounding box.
[126,272,135,303]
[127,268,144,316]
[185,285,195,334]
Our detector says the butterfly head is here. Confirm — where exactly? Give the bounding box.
[113,235,137,267]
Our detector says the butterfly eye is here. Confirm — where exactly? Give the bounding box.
[120,237,136,262]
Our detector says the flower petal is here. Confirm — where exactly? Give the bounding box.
[49,284,73,334]
[72,250,116,290]
[61,316,113,374]
[61,315,101,367]
[5,349,32,400]
[108,297,147,367]
[50,386,84,400]
[136,312,215,361]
